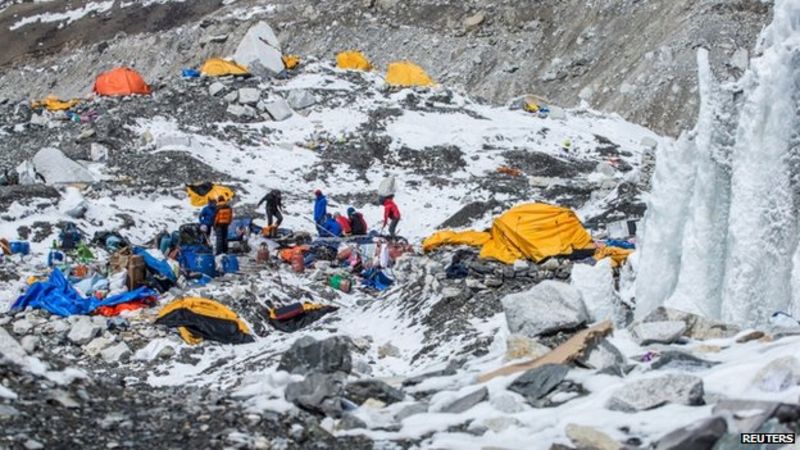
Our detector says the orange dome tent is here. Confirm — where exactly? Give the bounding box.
[93,67,151,96]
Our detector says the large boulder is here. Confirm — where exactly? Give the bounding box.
[654,416,727,450]
[630,321,686,345]
[751,356,800,392]
[31,147,95,185]
[507,364,569,407]
[264,97,293,121]
[278,336,352,375]
[577,338,626,371]
[285,372,346,418]
[233,21,284,75]
[606,374,704,412]
[287,90,317,110]
[502,280,589,338]
[440,387,488,413]
[565,424,622,450]
[643,306,740,340]
[67,317,103,346]
[650,351,719,372]
[344,379,405,406]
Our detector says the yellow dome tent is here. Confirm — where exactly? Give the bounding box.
[336,51,372,71]
[200,58,250,77]
[186,182,235,207]
[385,61,434,87]
[423,203,595,264]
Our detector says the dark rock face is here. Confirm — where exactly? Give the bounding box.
[278,336,353,376]
[285,372,347,418]
[344,380,405,406]
[507,364,569,407]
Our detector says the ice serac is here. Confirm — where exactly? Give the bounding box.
[636,0,800,326]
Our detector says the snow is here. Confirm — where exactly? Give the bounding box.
[636,0,800,326]
[9,1,115,31]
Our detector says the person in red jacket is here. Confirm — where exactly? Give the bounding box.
[382,195,401,239]
[334,213,352,236]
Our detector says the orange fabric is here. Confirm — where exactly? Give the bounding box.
[215,204,233,226]
[497,166,522,177]
[279,245,309,263]
[93,67,151,96]
[95,298,155,316]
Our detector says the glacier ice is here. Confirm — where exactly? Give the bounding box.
[636,0,800,326]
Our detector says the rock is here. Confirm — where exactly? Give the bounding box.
[227,104,257,118]
[89,143,108,162]
[735,330,765,343]
[378,342,400,359]
[201,33,228,44]
[65,200,89,219]
[264,97,293,121]
[565,424,622,450]
[478,416,524,433]
[337,413,367,430]
[394,402,428,421]
[32,147,95,185]
[441,387,488,413]
[68,316,103,345]
[12,318,33,335]
[712,399,800,433]
[19,335,38,353]
[630,321,686,345]
[287,90,317,110]
[539,259,560,271]
[209,82,226,97]
[344,380,405,405]
[606,374,704,412]
[654,416,726,450]
[223,91,239,103]
[29,112,49,127]
[577,338,625,371]
[507,364,569,406]
[643,307,739,340]
[490,392,526,414]
[502,280,589,338]
[238,88,260,105]
[278,336,352,375]
[752,355,800,392]
[505,334,550,361]
[24,439,44,450]
[233,21,284,75]
[730,48,749,71]
[101,342,131,364]
[84,335,116,357]
[650,351,719,371]
[484,276,503,288]
[285,372,346,418]
[464,11,486,31]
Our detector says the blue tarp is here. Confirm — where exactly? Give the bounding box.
[228,217,254,241]
[11,269,157,317]
[605,239,635,250]
[182,68,201,78]
[361,268,393,291]
[133,247,177,282]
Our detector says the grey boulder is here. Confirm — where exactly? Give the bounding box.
[344,379,405,405]
[630,320,686,345]
[285,372,346,418]
[278,336,352,375]
[606,374,704,412]
[507,364,569,407]
[502,280,589,338]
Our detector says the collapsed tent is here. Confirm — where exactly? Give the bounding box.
[423,203,595,264]
[31,95,79,111]
[336,51,372,71]
[268,303,338,333]
[200,58,250,77]
[93,67,151,96]
[155,297,254,345]
[385,61,434,87]
[11,268,157,317]
[186,182,235,207]
[132,247,177,283]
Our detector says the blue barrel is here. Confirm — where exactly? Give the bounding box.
[194,252,216,277]
[221,255,239,274]
[10,241,30,255]
[47,250,65,267]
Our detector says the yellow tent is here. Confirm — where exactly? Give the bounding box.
[423,203,594,264]
[594,246,633,268]
[336,51,372,71]
[186,183,235,207]
[200,58,250,77]
[156,297,253,345]
[385,61,435,87]
[31,95,80,111]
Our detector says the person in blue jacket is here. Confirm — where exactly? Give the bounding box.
[313,190,328,236]
[322,214,343,237]
[199,199,217,237]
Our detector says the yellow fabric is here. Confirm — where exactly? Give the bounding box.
[31,95,79,111]
[200,58,250,77]
[268,302,325,320]
[336,51,372,71]
[422,230,491,253]
[282,55,300,70]
[594,246,633,268]
[524,101,539,113]
[186,184,234,207]
[422,203,594,264]
[158,297,251,345]
[385,61,434,87]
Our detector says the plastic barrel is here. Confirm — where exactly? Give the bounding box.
[10,241,30,255]
[222,255,239,273]
[194,252,217,277]
[329,274,351,293]
[291,253,304,273]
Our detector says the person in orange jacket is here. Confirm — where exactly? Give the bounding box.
[213,196,233,254]
[381,195,401,239]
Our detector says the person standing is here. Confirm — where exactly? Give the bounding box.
[213,196,233,255]
[199,199,217,238]
[381,195,401,239]
[313,190,328,236]
[257,189,283,236]
[347,207,368,236]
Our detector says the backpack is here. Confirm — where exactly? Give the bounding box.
[215,205,233,225]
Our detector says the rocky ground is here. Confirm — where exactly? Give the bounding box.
[0,0,772,136]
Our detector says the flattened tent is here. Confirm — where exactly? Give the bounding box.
[423,203,594,264]
[200,58,250,77]
[186,182,234,207]
[93,67,151,96]
[336,51,372,71]
[385,61,434,87]
[31,95,79,111]
[155,297,254,345]
[268,302,338,333]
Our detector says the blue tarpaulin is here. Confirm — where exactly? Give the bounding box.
[133,247,177,282]
[11,269,157,317]
[361,268,393,291]
[604,239,635,250]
